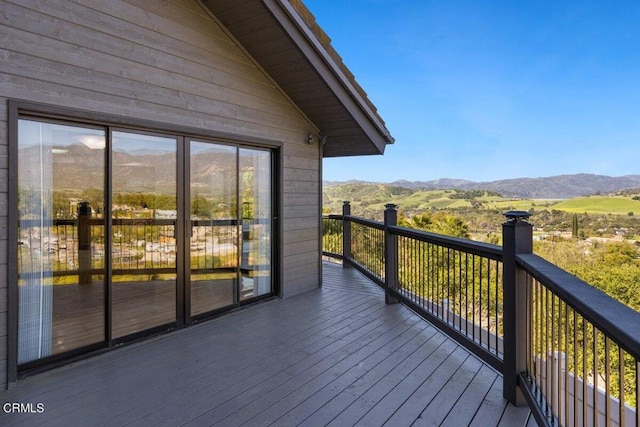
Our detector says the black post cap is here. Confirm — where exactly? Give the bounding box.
[503,210,531,222]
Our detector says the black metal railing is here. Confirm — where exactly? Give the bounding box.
[517,253,640,426]
[323,202,640,427]
[351,217,385,281]
[321,215,343,260]
[392,225,504,371]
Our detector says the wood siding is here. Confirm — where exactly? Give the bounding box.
[0,0,322,388]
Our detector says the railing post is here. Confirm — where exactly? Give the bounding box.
[502,210,533,406]
[384,204,399,304]
[342,201,352,268]
[78,201,92,285]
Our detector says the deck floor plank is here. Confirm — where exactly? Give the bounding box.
[296,325,438,426]
[407,354,484,426]
[277,323,434,426]
[498,403,533,427]
[360,345,470,426]
[231,317,427,426]
[0,262,532,427]
[195,307,416,426]
[439,364,500,426]
[114,297,390,426]
[147,305,404,426]
[469,374,511,426]
[325,332,452,427]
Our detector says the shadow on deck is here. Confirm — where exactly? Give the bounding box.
[0,262,534,426]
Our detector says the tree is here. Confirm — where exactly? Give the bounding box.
[398,212,432,230]
[429,212,470,238]
[398,212,469,239]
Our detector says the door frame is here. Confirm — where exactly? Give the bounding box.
[7,99,282,382]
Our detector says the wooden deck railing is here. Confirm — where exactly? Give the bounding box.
[323,202,640,427]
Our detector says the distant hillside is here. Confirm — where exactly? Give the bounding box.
[323,182,640,219]
[552,196,640,215]
[324,174,640,199]
[20,143,237,197]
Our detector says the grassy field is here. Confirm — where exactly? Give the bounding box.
[484,199,559,211]
[551,196,640,214]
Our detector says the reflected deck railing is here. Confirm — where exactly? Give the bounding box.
[323,202,640,427]
[18,217,268,281]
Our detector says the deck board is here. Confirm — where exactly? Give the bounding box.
[0,262,533,426]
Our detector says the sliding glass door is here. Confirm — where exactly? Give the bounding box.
[239,148,272,301]
[111,131,178,338]
[17,119,106,364]
[188,142,273,317]
[189,142,237,316]
[16,117,276,367]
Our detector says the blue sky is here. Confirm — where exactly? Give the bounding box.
[305,1,640,182]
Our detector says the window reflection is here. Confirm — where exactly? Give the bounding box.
[16,120,276,365]
[239,148,272,300]
[17,120,106,363]
[190,142,237,315]
[111,131,177,338]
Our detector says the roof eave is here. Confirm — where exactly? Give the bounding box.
[268,0,395,149]
[203,0,393,157]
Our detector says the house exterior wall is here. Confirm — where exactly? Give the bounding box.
[0,0,322,388]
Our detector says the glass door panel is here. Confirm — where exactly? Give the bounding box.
[17,120,106,364]
[189,142,237,316]
[239,148,272,301]
[111,131,177,338]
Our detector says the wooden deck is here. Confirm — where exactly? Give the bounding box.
[1,262,534,426]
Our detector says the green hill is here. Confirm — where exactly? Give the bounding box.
[552,196,640,215]
[324,183,640,217]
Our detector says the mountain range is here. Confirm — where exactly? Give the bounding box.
[324,174,640,199]
[19,143,640,200]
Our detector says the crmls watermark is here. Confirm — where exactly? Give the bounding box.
[3,402,45,414]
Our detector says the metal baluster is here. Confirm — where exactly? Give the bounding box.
[479,256,484,349]
[551,292,556,421]
[458,250,462,333]
[532,278,538,401]
[464,252,469,338]
[636,359,640,427]
[429,244,438,313]
[619,347,625,427]
[558,300,569,425]
[472,254,476,344]
[420,241,426,311]
[488,258,492,353]
[583,318,588,427]
[494,259,499,356]
[565,302,569,427]
[593,327,599,427]
[412,237,416,304]
[448,245,452,323]
[545,287,550,417]
[574,311,578,426]
[436,245,441,320]
[525,273,532,394]
[542,285,547,415]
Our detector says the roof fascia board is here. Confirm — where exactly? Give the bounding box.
[263,0,393,152]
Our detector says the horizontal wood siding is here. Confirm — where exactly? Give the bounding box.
[0,0,322,387]
[0,86,7,388]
